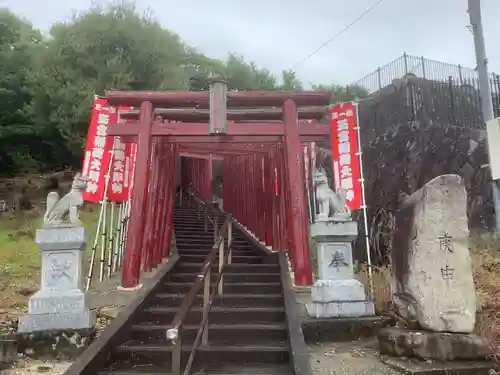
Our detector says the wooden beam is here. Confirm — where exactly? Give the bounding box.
[106,120,329,137]
[179,143,273,151]
[170,135,325,144]
[152,121,285,136]
[163,135,282,143]
[119,106,327,122]
[180,148,264,156]
[106,90,330,108]
[179,144,272,153]
[179,151,224,160]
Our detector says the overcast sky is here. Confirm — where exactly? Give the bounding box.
[1,0,500,87]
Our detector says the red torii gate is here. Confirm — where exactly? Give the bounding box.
[106,87,330,289]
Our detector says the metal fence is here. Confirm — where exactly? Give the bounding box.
[351,53,500,139]
[353,53,498,94]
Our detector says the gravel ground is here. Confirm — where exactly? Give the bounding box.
[309,341,400,375]
[1,360,72,375]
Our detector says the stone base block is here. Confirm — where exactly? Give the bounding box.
[306,300,375,318]
[18,310,96,333]
[378,327,492,361]
[380,356,494,375]
[17,327,94,360]
[301,316,382,343]
[310,220,358,239]
[0,338,17,365]
[28,290,88,315]
[311,279,367,302]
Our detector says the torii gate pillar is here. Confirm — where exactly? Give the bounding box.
[120,101,153,290]
[283,99,313,286]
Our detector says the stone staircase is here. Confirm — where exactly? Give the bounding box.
[98,204,293,374]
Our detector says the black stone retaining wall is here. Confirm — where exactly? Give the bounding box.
[351,76,496,265]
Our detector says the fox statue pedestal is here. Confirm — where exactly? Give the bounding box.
[18,226,95,333]
[17,174,96,359]
[306,220,374,318]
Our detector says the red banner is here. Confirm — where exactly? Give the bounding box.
[82,99,136,203]
[82,99,115,203]
[106,107,135,202]
[329,103,362,210]
[106,137,133,202]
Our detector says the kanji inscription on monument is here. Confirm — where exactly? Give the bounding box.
[438,232,454,253]
[328,251,349,270]
[441,265,454,280]
[51,257,72,281]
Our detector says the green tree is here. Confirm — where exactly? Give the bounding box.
[280,69,303,91]
[312,83,369,104]
[183,47,225,91]
[32,2,190,163]
[223,54,277,90]
[185,53,279,92]
[1,2,369,176]
[0,9,42,174]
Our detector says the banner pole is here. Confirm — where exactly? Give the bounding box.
[113,203,123,273]
[98,200,108,282]
[117,201,127,269]
[120,146,137,268]
[303,145,313,222]
[85,198,105,291]
[99,149,114,282]
[120,200,130,267]
[354,102,374,300]
[107,201,115,277]
[309,142,317,223]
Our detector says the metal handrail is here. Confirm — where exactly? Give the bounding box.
[182,238,231,375]
[166,188,233,375]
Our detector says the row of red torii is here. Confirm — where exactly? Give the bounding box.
[106,81,331,289]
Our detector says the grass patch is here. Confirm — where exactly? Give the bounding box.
[471,232,500,362]
[355,265,392,315]
[0,208,99,310]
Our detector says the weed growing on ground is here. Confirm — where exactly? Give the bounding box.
[355,264,392,315]
[470,232,500,362]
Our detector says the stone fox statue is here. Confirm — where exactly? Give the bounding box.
[313,168,351,220]
[43,173,88,227]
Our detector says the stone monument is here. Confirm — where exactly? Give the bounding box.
[378,174,491,362]
[306,169,374,318]
[18,173,96,334]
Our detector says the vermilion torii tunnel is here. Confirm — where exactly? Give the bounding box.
[105,81,331,289]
